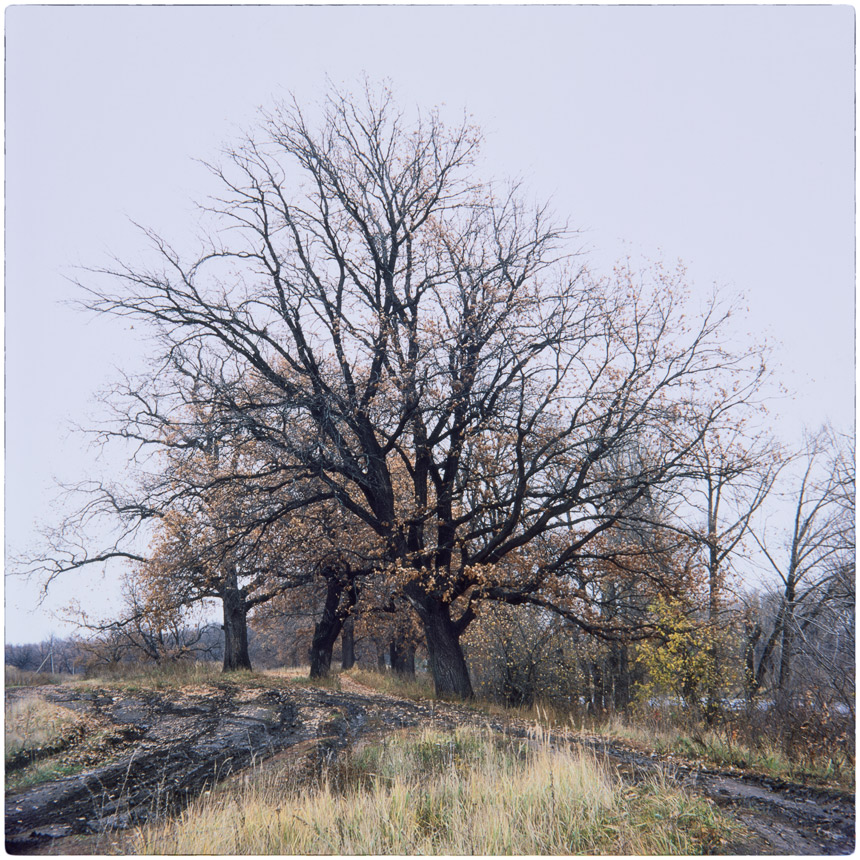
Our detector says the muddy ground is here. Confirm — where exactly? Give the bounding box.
[5,675,855,855]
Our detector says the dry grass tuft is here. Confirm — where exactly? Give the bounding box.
[344,666,435,699]
[601,714,854,789]
[5,696,82,762]
[5,695,98,789]
[134,725,734,855]
[73,660,222,689]
[5,666,68,687]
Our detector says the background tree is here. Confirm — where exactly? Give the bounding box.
[750,426,854,708]
[5,636,88,677]
[636,595,738,717]
[679,422,781,716]
[249,588,319,668]
[685,423,781,622]
[66,570,219,666]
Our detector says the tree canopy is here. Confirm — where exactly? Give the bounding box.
[33,82,770,697]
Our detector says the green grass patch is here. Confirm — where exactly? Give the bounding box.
[6,758,89,791]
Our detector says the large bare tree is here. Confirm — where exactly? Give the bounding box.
[750,426,855,707]
[32,82,767,698]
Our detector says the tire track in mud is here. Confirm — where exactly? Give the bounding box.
[7,683,302,852]
[573,735,855,855]
[338,677,856,856]
[5,679,468,852]
[5,678,855,855]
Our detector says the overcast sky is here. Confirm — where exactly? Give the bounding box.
[5,5,855,645]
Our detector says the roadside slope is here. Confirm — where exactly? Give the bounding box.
[5,677,855,855]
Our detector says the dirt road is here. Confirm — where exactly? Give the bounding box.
[5,676,855,854]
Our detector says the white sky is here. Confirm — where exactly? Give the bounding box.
[5,4,855,645]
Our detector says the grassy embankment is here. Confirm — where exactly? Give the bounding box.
[6,661,223,691]
[5,662,850,853]
[600,716,852,788]
[5,695,94,789]
[133,724,734,855]
[346,667,854,789]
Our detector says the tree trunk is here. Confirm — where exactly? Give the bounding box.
[777,598,795,708]
[591,662,605,713]
[609,643,630,711]
[341,615,356,670]
[411,594,473,698]
[390,639,416,675]
[704,542,722,722]
[310,575,345,679]
[222,578,252,672]
[402,646,416,675]
[309,637,334,678]
[744,623,763,701]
